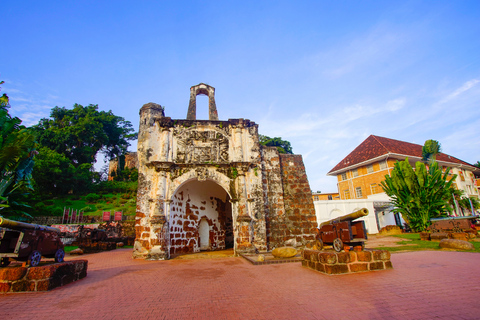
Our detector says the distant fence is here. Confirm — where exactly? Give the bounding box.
[32,214,135,225]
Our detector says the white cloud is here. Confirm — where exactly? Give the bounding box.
[439,79,480,104]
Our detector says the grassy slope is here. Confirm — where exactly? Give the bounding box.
[41,193,137,218]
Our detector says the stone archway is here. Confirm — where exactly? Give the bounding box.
[169,179,233,256]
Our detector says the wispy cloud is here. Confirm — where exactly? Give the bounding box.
[439,79,480,104]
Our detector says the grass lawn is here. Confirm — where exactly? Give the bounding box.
[371,233,480,252]
[64,245,133,253]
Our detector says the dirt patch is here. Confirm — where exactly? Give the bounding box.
[365,234,415,248]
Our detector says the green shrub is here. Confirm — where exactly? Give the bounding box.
[64,200,73,205]
[85,193,100,203]
[81,205,97,212]
[51,207,63,216]
[44,199,54,206]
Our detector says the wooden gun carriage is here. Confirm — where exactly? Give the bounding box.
[0,217,65,267]
[316,208,369,252]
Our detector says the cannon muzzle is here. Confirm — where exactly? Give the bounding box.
[0,217,61,233]
[319,208,369,228]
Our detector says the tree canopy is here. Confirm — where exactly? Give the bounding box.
[0,81,37,219]
[30,104,136,196]
[259,135,293,154]
[32,104,136,166]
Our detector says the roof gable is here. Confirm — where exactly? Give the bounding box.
[328,135,476,174]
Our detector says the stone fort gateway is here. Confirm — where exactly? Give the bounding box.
[134,83,318,260]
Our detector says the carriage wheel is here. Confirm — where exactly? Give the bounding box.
[28,250,42,267]
[54,249,65,263]
[0,257,10,267]
[333,238,343,252]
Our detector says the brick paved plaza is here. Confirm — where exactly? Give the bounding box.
[1,249,479,319]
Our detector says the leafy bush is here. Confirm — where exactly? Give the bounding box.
[64,200,73,205]
[44,199,54,206]
[50,207,63,216]
[85,193,100,203]
[81,205,97,212]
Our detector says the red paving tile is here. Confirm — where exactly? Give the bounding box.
[1,249,480,319]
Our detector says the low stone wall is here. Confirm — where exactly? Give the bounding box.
[302,249,392,275]
[0,260,88,293]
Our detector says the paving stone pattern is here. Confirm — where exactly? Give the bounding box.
[1,249,479,319]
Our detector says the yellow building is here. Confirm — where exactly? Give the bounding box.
[328,135,480,201]
[312,192,340,201]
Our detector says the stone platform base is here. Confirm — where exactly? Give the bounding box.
[0,260,88,293]
[302,249,392,275]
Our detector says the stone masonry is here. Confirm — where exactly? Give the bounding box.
[134,84,317,260]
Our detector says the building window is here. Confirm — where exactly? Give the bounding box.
[355,187,363,198]
[367,164,374,173]
[344,190,350,200]
[341,173,347,181]
[352,169,359,177]
[314,196,319,201]
[379,161,387,170]
[459,171,465,181]
[328,195,333,200]
[370,183,378,194]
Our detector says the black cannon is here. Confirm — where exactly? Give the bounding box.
[0,217,65,267]
[317,208,369,252]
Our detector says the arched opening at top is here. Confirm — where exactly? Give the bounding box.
[169,179,233,256]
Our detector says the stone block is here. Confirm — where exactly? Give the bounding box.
[356,251,372,262]
[348,251,357,262]
[337,252,350,264]
[349,263,368,273]
[315,262,325,273]
[318,252,337,264]
[369,262,385,271]
[0,282,12,292]
[384,261,393,269]
[0,267,28,281]
[372,250,391,261]
[27,265,56,280]
[324,264,349,275]
[430,232,448,241]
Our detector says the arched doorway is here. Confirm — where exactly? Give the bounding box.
[169,179,233,256]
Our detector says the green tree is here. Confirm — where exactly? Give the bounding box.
[0,81,37,220]
[474,161,480,169]
[259,135,293,154]
[422,139,441,163]
[32,104,137,166]
[381,158,456,232]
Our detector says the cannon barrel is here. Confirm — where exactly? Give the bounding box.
[319,208,369,228]
[0,217,61,233]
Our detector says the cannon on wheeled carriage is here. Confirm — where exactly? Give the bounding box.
[0,217,65,267]
[316,208,369,252]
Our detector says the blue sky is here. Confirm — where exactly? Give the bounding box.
[2,1,480,192]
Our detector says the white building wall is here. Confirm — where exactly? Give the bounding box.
[313,199,379,234]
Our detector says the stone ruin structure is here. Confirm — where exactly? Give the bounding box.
[134,83,318,260]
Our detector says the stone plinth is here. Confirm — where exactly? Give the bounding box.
[0,260,88,293]
[302,249,392,275]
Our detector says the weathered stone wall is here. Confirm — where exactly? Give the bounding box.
[134,86,317,260]
[279,154,318,245]
[0,260,88,292]
[302,249,392,275]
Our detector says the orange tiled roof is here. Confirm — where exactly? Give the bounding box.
[328,135,476,174]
